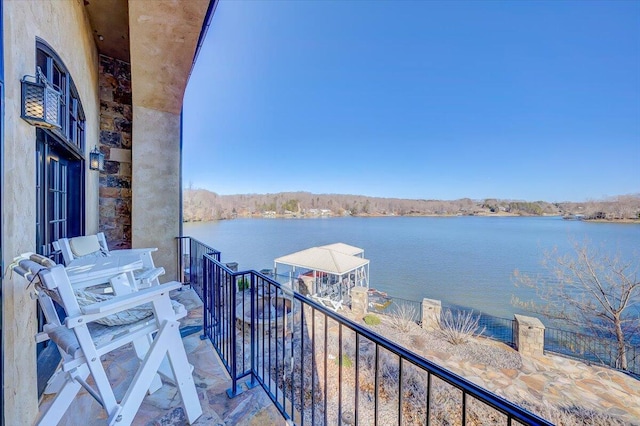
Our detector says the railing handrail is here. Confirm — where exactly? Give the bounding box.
[177,235,221,254]
[199,254,552,425]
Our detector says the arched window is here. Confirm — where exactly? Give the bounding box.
[36,39,86,153]
[34,39,88,396]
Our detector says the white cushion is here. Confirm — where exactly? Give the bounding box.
[69,236,102,257]
[75,289,185,326]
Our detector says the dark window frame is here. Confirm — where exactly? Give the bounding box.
[35,39,86,159]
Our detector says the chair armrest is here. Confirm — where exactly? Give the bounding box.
[67,281,182,327]
[109,248,158,256]
[135,267,165,285]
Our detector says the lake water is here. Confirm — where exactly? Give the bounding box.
[183,216,639,319]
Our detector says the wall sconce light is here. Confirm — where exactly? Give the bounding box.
[89,146,105,171]
[21,67,62,129]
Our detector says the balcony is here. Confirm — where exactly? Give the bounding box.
[33,236,639,425]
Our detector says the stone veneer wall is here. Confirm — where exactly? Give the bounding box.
[98,55,132,249]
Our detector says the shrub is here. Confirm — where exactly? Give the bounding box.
[436,308,485,345]
[236,277,250,291]
[334,354,353,368]
[364,314,381,326]
[389,302,418,333]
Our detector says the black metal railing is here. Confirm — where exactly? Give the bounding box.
[453,308,515,348]
[545,327,639,376]
[177,235,221,292]
[178,236,552,425]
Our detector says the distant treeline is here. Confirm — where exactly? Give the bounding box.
[183,189,640,223]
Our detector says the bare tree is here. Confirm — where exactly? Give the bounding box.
[513,240,640,370]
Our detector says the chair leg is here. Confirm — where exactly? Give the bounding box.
[113,319,201,425]
[131,335,164,394]
[37,365,87,426]
[165,326,202,423]
[73,326,119,417]
[155,353,182,386]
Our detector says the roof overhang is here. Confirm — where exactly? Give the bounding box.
[84,0,131,62]
[84,0,215,114]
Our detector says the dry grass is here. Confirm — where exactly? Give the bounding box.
[436,308,486,345]
[388,302,419,334]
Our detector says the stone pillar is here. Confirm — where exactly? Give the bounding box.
[350,286,368,317]
[514,314,546,357]
[298,275,314,296]
[421,298,442,331]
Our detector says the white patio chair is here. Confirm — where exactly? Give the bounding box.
[53,232,164,288]
[11,254,202,425]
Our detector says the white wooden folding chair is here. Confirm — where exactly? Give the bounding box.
[53,232,164,288]
[12,254,202,425]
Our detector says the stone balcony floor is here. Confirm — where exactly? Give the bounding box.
[37,287,287,426]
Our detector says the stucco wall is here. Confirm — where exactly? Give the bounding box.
[131,106,181,281]
[2,0,99,424]
[127,0,210,283]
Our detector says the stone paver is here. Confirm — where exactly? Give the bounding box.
[430,342,640,424]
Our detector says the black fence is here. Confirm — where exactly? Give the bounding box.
[368,294,640,376]
[545,327,639,377]
[478,313,516,347]
[370,296,517,348]
[179,236,552,425]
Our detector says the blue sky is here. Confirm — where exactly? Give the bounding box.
[183,0,640,202]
